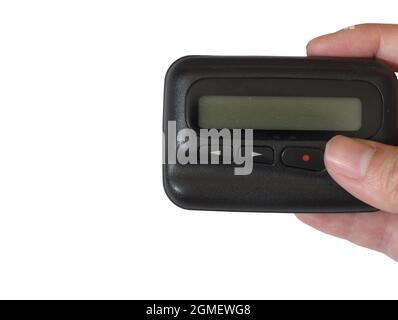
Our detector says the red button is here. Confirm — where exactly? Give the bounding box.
[302,154,310,162]
[281,147,325,171]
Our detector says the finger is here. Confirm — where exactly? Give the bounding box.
[296,212,398,261]
[324,135,398,213]
[307,23,398,70]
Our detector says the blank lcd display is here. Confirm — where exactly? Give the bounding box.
[198,96,362,131]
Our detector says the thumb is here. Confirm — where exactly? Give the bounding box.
[325,135,398,213]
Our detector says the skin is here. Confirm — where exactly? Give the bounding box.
[296,24,398,261]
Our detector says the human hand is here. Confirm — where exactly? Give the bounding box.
[296,24,398,261]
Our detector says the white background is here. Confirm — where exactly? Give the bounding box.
[0,0,397,299]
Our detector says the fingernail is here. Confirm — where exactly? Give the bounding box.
[325,136,375,179]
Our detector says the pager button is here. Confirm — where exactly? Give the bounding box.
[252,146,274,165]
[281,147,325,171]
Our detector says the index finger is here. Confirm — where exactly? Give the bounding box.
[307,23,398,70]
[296,212,398,261]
